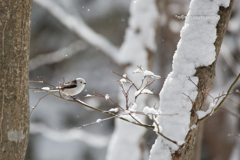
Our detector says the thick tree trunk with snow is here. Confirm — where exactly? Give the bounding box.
[149,0,235,160]
[174,0,235,160]
[0,0,32,159]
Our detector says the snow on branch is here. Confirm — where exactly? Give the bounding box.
[34,0,121,65]
[29,40,86,71]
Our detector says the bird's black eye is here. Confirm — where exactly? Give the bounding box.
[80,82,82,83]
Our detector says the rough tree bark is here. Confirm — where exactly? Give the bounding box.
[0,0,32,159]
[172,0,235,159]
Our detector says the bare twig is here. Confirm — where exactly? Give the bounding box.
[182,92,194,105]
[197,74,240,123]
[30,92,51,115]
[77,116,115,129]
[212,74,240,114]
[111,71,138,90]
[29,40,86,71]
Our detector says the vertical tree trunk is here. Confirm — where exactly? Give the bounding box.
[0,0,32,159]
[174,0,235,159]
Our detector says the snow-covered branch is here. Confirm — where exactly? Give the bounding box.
[34,0,121,65]
[29,40,86,71]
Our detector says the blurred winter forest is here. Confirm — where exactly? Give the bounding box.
[27,0,240,160]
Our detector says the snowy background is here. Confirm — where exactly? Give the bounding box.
[27,0,240,160]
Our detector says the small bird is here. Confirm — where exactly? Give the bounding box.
[60,78,86,96]
[35,78,86,99]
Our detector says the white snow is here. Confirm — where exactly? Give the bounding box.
[143,70,155,76]
[143,70,161,79]
[141,89,153,94]
[119,78,127,85]
[143,106,159,115]
[134,90,141,96]
[131,103,137,110]
[109,108,119,113]
[190,124,196,130]
[105,94,110,100]
[135,88,153,97]
[123,74,127,78]
[41,87,50,91]
[96,119,101,123]
[132,68,143,74]
[85,94,93,97]
[153,119,162,133]
[125,110,131,114]
[152,75,161,79]
[150,0,231,160]
[196,102,215,119]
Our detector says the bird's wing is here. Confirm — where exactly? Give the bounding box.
[62,80,77,89]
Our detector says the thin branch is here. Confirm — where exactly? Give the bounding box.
[197,74,240,123]
[29,40,86,71]
[152,116,179,146]
[36,76,56,88]
[188,77,214,99]
[111,71,138,90]
[77,116,115,129]
[30,76,180,146]
[30,93,51,115]
[212,73,240,114]
[182,92,194,105]
[93,91,125,111]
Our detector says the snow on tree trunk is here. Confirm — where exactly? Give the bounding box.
[106,0,159,160]
[149,0,233,160]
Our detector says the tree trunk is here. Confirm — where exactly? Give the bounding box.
[173,0,235,159]
[0,0,32,159]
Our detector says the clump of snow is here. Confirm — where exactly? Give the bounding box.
[196,102,215,119]
[42,87,50,91]
[123,74,127,78]
[134,90,141,96]
[109,108,119,113]
[119,78,127,85]
[152,75,161,79]
[131,103,137,110]
[96,119,101,123]
[85,94,93,97]
[143,70,155,76]
[143,106,159,115]
[141,89,153,94]
[143,70,161,79]
[125,110,130,114]
[153,119,162,133]
[135,88,153,97]
[129,103,137,112]
[105,94,110,100]
[236,89,239,93]
[133,68,143,74]
[190,124,196,130]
